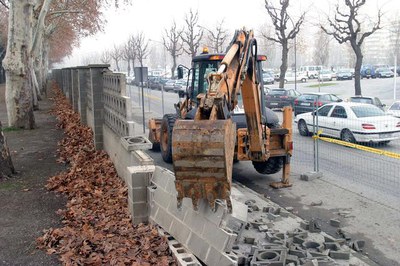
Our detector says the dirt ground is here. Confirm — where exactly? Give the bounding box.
[0,85,65,265]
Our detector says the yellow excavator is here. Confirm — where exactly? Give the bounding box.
[148,29,293,212]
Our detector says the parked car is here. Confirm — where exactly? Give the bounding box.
[293,92,342,116]
[265,88,301,108]
[336,69,353,80]
[295,102,400,144]
[360,65,376,79]
[318,70,333,81]
[348,96,385,111]
[173,79,188,93]
[163,80,177,92]
[387,101,400,118]
[262,72,275,85]
[390,66,400,76]
[284,72,308,83]
[375,68,394,78]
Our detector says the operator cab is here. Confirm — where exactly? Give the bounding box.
[177,52,279,127]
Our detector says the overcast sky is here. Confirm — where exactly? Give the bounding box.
[62,0,397,67]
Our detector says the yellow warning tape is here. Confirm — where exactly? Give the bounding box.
[312,130,400,160]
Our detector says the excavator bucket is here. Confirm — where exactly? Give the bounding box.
[172,119,236,212]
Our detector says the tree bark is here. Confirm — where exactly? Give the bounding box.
[352,41,363,96]
[2,0,36,129]
[0,120,15,178]
[279,42,289,89]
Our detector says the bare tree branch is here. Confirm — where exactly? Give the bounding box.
[181,9,204,58]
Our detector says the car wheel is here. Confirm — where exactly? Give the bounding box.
[298,119,310,136]
[310,75,315,79]
[301,78,306,83]
[160,114,177,163]
[341,129,356,143]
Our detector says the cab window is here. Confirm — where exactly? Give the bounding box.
[330,106,347,118]
[317,105,333,116]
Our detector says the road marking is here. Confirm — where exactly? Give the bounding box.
[312,132,400,160]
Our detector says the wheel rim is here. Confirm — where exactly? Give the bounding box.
[342,131,353,142]
[299,121,307,134]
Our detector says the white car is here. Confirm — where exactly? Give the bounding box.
[318,70,333,81]
[295,102,400,143]
[387,101,400,118]
[284,72,308,83]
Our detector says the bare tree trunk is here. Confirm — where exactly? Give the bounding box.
[171,56,177,79]
[0,120,15,178]
[279,42,289,89]
[2,0,36,129]
[353,43,363,96]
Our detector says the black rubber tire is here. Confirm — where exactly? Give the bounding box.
[252,157,284,175]
[160,114,177,163]
[341,129,356,143]
[298,119,310,136]
[301,78,306,83]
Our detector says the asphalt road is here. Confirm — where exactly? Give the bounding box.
[128,78,400,264]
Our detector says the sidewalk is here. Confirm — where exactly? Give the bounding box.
[0,85,66,265]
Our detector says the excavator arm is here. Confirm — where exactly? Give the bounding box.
[172,30,273,212]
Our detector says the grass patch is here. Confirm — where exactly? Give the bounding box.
[307,82,338,88]
[2,127,22,132]
[0,181,23,191]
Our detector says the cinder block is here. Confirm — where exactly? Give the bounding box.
[186,232,209,261]
[126,165,155,188]
[154,205,173,231]
[184,208,207,235]
[131,150,153,166]
[129,187,147,203]
[169,218,192,246]
[219,252,238,266]
[330,219,341,227]
[198,199,227,227]
[204,246,222,266]
[202,223,237,252]
[149,201,159,220]
[131,216,147,225]
[153,186,173,209]
[300,171,323,181]
[128,201,148,218]
[168,196,188,221]
[329,250,350,260]
[151,166,170,189]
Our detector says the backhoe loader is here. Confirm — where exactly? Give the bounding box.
[148,29,293,212]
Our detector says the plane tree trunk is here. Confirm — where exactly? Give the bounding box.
[0,121,15,178]
[2,0,36,129]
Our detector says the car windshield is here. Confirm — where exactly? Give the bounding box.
[379,68,391,72]
[320,70,330,74]
[338,69,350,73]
[269,90,286,95]
[389,102,400,110]
[351,106,386,118]
[350,97,372,104]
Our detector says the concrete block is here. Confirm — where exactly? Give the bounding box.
[329,250,350,260]
[300,171,323,181]
[128,201,148,218]
[198,199,227,227]
[330,219,340,227]
[154,205,173,231]
[127,165,155,188]
[151,166,171,189]
[131,150,153,166]
[219,252,238,266]
[121,136,152,151]
[131,216,147,225]
[167,196,188,221]
[186,232,209,261]
[129,187,147,203]
[202,223,237,252]
[183,208,207,235]
[204,246,222,266]
[153,186,173,209]
[149,201,159,220]
[169,218,192,246]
